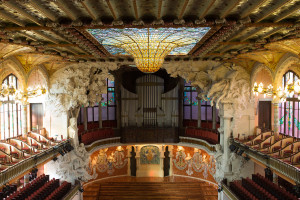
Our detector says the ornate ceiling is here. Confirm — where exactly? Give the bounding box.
[0,0,298,75]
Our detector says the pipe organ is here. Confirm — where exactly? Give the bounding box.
[121,74,178,127]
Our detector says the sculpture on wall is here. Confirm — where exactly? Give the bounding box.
[46,62,118,116]
[55,141,97,184]
[163,61,250,113]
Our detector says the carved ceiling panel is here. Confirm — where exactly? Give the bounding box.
[0,43,34,59]
[265,39,300,56]
[15,53,63,73]
[43,61,70,76]
[237,51,286,72]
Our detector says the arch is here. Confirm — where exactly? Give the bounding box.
[27,65,50,89]
[250,62,274,88]
[0,57,26,90]
[273,53,300,88]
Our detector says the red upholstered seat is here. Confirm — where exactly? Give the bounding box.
[273,146,281,151]
[0,155,6,158]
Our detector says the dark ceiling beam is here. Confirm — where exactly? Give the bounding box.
[3,1,42,26]
[240,0,268,19]
[54,0,78,21]
[0,12,25,27]
[80,1,97,20]
[157,0,163,19]
[199,0,216,19]
[132,0,139,19]
[32,31,58,44]
[273,4,300,22]
[220,0,242,19]
[29,0,58,22]
[105,0,117,20]
[254,0,294,22]
[45,44,78,47]
[179,0,189,19]
[2,22,297,32]
[19,32,38,41]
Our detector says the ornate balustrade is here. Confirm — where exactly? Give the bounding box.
[0,139,70,186]
[233,139,300,184]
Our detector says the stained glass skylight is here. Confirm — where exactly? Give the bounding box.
[88,27,210,56]
[87,27,210,73]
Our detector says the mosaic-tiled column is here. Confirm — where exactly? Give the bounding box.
[21,104,28,135]
[273,102,280,133]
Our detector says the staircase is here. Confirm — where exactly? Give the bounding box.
[84,181,217,200]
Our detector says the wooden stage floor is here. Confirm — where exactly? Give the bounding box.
[83,176,218,200]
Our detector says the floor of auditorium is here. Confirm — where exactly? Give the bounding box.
[83,176,218,200]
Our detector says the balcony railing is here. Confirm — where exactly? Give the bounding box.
[0,139,70,186]
[233,139,300,183]
[179,137,217,153]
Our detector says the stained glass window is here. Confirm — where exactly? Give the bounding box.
[279,71,300,138]
[0,74,22,140]
[77,79,116,124]
[87,27,210,56]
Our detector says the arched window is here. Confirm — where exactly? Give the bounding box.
[183,81,219,124]
[0,74,22,140]
[279,71,300,138]
[77,79,116,125]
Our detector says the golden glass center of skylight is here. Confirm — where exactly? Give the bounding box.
[87,27,210,73]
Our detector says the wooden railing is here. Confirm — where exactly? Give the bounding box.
[0,139,70,186]
[233,139,300,183]
[63,182,80,200]
[221,182,239,200]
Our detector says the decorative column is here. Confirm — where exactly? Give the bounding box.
[83,107,87,131]
[126,146,132,176]
[21,104,28,135]
[197,97,202,128]
[212,106,217,129]
[221,103,234,174]
[273,101,280,134]
[273,173,278,185]
[98,100,103,129]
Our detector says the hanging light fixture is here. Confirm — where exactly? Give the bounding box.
[87,27,210,73]
[252,80,300,101]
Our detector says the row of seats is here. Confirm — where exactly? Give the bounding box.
[45,181,71,200]
[185,128,219,144]
[25,178,60,200]
[252,173,298,200]
[2,174,49,200]
[1,174,72,200]
[242,178,276,200]
[81,128,114,145]
[229,181,258,200]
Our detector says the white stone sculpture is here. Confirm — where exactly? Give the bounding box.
[46,62,118,116]
[55,141,97,184]
[163,61,250,113]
